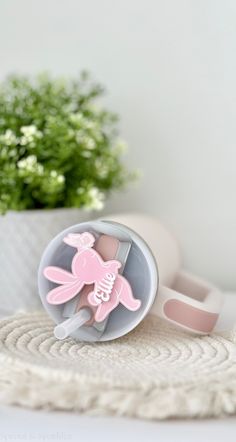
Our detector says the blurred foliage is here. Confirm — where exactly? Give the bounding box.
[0,72,133,213]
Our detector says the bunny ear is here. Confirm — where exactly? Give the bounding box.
[44,266,76,284]
[63,234,80,248]
[63,232,95,250]
[46,280,84,305]
[81,232,95,248]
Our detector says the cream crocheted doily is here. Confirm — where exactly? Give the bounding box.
[0,311,236,420]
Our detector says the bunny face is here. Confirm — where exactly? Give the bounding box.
[63,232,95,250]
[71,248,121,282]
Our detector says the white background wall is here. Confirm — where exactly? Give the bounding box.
[0,0,235,289]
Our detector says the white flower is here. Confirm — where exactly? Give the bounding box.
[9,148,17,158]
[115,140,128,154]
[84,120,97,130]
[20,136,29,146]
[81,150,92,158]
[37,164,44,175]
[86,187,105,211]
[0,129,17,145]
[75,131,96,150]
[20,125,42,137]
[17,155,44,175]
[69,113,86,126]
[18,154,37,169]
[95,159,109,178]
[76,187,84,195]
[57,174,65,183]
[50,170,65,184]
[20,125,42,146]
[84,137,96,150]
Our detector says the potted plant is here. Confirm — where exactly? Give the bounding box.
[0,72,131,313]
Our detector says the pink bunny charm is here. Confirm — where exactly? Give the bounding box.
[43,232,141,321]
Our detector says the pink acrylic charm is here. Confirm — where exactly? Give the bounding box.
[43,232,141,322]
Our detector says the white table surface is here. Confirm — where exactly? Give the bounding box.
[0,293,236,442]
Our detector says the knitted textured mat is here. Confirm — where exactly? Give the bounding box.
[0,311,236,420]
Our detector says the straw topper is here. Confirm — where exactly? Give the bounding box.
[43,232,141,322]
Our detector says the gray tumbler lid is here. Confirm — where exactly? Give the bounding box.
[38,220,158,341]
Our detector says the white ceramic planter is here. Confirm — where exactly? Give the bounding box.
[0,208,91,314]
